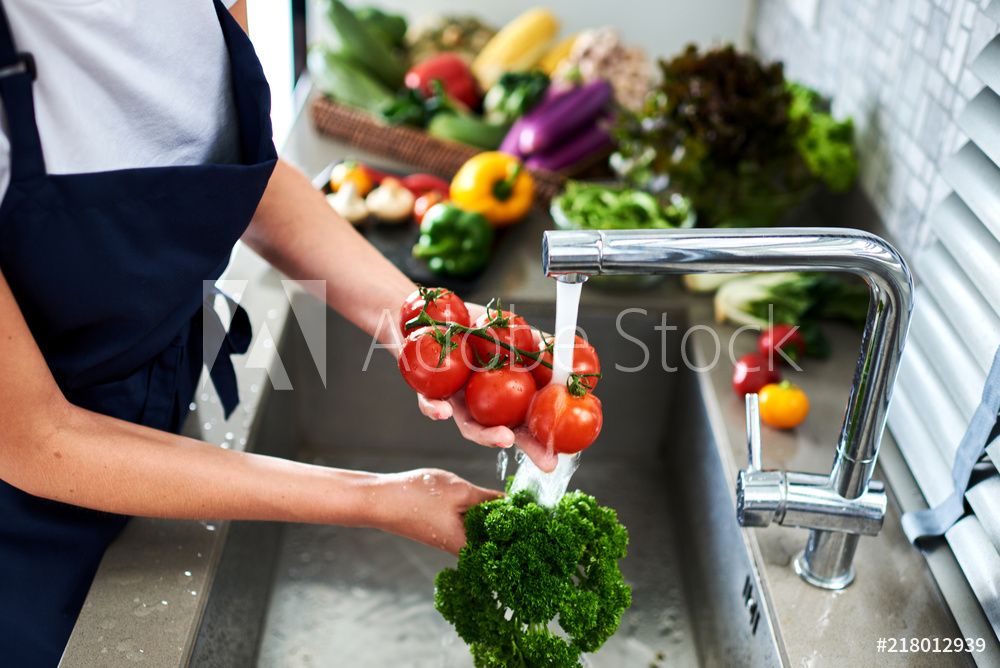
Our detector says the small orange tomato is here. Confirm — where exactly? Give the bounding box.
[413,191,447,224]
[329,161,374,196]
[758,381,810,429]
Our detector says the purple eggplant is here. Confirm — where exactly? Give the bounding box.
[524,122,613,172]
[516,79,613,156]
[499,117,527,158]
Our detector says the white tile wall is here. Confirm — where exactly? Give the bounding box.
[754,0,999,258]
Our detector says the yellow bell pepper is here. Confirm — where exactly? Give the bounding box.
[449,152,534,226]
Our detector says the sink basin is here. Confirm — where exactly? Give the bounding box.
[189,300,783,667]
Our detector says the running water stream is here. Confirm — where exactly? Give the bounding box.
[506,279,584,506]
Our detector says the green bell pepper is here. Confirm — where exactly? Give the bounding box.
[412,203,494,276]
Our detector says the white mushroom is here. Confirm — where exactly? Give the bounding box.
[327,182,368,224]
[365,177,415,223]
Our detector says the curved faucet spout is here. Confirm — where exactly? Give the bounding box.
[542,227,914,589]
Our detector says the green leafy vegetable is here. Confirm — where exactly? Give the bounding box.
[612,45,858,227]
[714,272,869,356]
[788,83,858,193]
[435,490,632,667]
[553,180,693,230]
[483,70,551,124]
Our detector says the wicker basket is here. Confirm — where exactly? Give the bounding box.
[309,95,567,203]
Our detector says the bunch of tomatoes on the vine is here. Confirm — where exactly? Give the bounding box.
[397,287,604,454]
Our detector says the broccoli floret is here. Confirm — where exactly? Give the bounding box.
[435,490,632,667]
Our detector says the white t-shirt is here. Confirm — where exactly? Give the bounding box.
[0,0,241,200]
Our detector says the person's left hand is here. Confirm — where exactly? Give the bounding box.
[415,301,559,473]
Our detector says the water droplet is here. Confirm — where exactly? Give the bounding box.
[421,473,432,483]
[183,571,192,577]
[202,422,212,431]
[224,432,234,440]
[190,590,198,596]
[250,384,259,393]
[188,402,197,411]
[160,600,168,606]
[200,393,210,402]
[204,524,215,532]
[496,450,509,480]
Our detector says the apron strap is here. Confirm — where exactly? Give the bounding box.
[201,288,252,418]
[902,346,1000,543]
[0,0,46,181]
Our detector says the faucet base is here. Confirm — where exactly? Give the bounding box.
[794,550,855,590]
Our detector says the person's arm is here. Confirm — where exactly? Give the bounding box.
[242,160,559,471]
[0,270,498,554]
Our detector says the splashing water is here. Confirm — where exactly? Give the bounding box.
[496,450,508,481]
[510,279,584,506]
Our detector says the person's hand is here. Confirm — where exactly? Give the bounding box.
[416,301,559,473]
[416,394,558,472]
[370,468,502,554]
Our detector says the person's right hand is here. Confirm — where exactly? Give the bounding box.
[369,468,502,555]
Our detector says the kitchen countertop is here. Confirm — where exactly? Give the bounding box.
[61,91,967,667]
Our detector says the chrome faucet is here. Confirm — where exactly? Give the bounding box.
[542,227,913,589]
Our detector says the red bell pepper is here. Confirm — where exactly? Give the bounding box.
[401,173,451,196]
[405,54,479,109]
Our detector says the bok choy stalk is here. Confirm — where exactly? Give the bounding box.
[714,272,870,356]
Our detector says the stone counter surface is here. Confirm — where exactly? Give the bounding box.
[62,95,967,667]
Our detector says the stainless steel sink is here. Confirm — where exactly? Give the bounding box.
[189,300,783,667]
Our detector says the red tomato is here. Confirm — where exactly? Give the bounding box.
[527,384,603,454]
[413,192,447,224]
[399,287,471,335]
[398,327,471,399]
[530,335,600,392]
[467,309,535,367]
[465,365,537,428]
[757,324,807,365]
[732,352,781,396]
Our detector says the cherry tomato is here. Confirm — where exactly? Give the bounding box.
[732,352,781,396]
[467,309,535,367]
[530,335,600,392]
[399,287,471,335]
[758,324,807,365]
[398,327,471,399]
[413,191,447,224]
[758,381,810,429]
[465,365,537,428]
[329,161,373,196]
[527,383,603,454]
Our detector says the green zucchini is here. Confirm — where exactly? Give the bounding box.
[323,0,405,89]
[308,46,393,114]
[427,113,510,150]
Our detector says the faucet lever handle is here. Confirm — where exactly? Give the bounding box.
[745,393,763,472]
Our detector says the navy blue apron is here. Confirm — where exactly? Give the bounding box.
[0,2,277,665]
